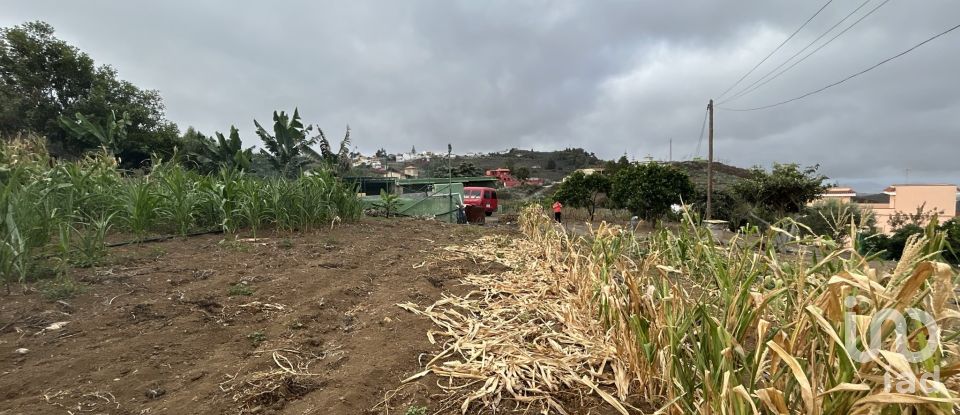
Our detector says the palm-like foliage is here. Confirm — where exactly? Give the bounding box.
[202,126,253,172]
[315,125,353,174]
[254,109,320,177]
[58,110,131,159]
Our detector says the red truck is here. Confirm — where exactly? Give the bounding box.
[463,187,498,216]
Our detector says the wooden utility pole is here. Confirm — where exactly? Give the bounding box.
[448,143,453,222]
[706,99,714,220]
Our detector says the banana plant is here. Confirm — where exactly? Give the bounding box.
[202,126,253,172]
[58,110,131,159]
[254,108,321,177]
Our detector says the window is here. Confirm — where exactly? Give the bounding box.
[491,191,497,200]
[484,190,491,199]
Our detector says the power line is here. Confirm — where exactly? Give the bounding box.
[720,0,890,105]
[719,22,960,112]
[715,0,834,101]
[720,0,877,104]
[694,108,708,158]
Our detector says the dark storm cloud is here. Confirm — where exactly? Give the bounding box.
[2,0,958,191]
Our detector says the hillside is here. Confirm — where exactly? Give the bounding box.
[380,148,602,182]
[668,160,753,191]
[355,148,752,191]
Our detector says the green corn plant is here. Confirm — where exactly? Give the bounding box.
[121,177,161,241]
[0,192,26,293]
[155,162,200,235]
[235,177,269,238]
[265,176,295,232]
[71,214,114,267]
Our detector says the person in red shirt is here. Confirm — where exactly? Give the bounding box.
[552,201,563,223]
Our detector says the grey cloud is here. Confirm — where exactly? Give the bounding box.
[1,0,957,192]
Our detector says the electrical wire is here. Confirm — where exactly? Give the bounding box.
[719,22,960,112]
[715,0,834,101]
[719,0,875,104]
[720,0,891,105]
[694,108,708,158]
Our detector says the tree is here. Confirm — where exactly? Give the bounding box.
[504,159,516,173]
[1,21,95,139]
[410,145,416,154]
[254,109,320,177]
[514,167,531,181]
[1,21,180,166]
[553,171,611,221]
[452,162,482,177]
[887,202,944,230]
[730,163,828,219]
[611,163,694,222]
[375,148,387,158]
[603,155,631,176]
[546,158,557,170]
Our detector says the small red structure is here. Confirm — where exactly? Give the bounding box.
[484,168,544,188]
[485,168,520,187]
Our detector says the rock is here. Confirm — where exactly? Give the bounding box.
[14,348,28,355]
[145,387,166,399]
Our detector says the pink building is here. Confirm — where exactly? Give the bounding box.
[860,184,959,234]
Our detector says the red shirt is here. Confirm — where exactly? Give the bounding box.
[552,202,562,213]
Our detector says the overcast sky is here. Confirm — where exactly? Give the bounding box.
[2,0,958,191]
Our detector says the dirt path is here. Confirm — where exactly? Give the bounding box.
[1,219,507,415]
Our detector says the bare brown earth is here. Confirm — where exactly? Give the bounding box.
[0,218,521,415]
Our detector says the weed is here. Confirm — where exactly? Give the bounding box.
[228,283,254,296]
[218,239,250,252]
[278,238,294,249]
[39,276,84,300]
[247,330,266,347]
[404,406,427,415]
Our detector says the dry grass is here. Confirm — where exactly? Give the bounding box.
[219,351,323,413]
[402,205,960,414]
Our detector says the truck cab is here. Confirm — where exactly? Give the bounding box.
[463,187,498,216]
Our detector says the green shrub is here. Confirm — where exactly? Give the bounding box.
[798,199,875,244]
[939,217,960,265]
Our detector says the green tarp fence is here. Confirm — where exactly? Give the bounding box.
[362,183,464,222]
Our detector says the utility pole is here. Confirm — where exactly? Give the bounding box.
[706,99,714,220]
[448,143,453,222]
[669,138,673,162]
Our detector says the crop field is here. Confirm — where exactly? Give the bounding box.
[1,138,958,414]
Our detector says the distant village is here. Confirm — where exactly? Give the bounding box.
[348,148,545,187]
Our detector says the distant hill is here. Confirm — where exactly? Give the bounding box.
[668,160,753,192]
[362,148,752,190]
[390,148,602,182]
